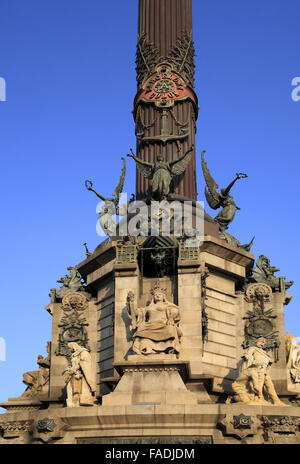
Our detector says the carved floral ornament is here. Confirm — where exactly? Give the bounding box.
[37,418,56,433]
[62,292,88,312]
[33,417,67,443]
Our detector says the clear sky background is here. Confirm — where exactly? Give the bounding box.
[0,0,299,408]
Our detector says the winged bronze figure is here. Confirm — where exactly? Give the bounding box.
[201,150,248,232]
[85,157,127,236]
[127,145,194,199]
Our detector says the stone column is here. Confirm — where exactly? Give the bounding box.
[134,0,198,201]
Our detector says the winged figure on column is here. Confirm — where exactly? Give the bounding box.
[201,150,248,232]
[127,145,194,200]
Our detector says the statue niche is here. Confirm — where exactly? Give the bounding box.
[126,284,182,357]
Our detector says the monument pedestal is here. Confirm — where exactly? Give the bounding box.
[102,359,198,406]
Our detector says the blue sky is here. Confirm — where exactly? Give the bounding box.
[0,0,299,406]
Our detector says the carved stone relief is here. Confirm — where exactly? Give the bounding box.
[220,413,259,439]
[126,282,182,356]
[249,255,294,292]
[116,237,138,264]
[134,32,197,148]
[219,231,254,252]
[136,32,195,88]
[286,332,300,384]
[37,418,56,433]
[49,266,90,304]
[55,292,90,360]
[201,264,209,350]
[261,416,300,443]
[10,342,51,401]
[33,417,67,444]
[243,283,279,359]
[178,235,200,261]
[229,337,286,406]
[0,420,32,439]
[77,436,213,444]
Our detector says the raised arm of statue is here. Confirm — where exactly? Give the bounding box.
[222,173,248,197]
[85,180,106,202]
[127,148,154,168]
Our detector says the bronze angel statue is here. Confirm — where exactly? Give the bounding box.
[201,150,248,232]
[127,145,194,200]
[85,157,129,237]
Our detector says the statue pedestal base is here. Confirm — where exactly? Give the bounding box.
[102,359,198,406]
[0,398,43,413]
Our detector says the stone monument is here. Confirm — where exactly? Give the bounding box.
[0,0,299,445]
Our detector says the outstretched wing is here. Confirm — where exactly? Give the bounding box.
[112,157,126,205]
[127,150,154,179]
[201,151,221,210]
[136,162,153,179]
[170,150,193,176]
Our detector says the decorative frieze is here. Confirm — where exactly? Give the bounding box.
[0,420,32,438]
[261,416,300,443]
